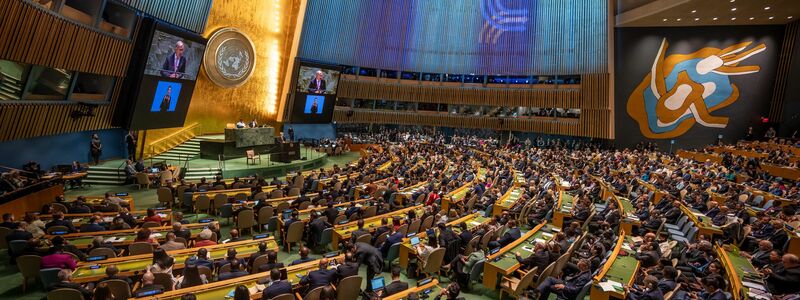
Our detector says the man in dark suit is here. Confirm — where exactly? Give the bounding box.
[489,220,521,249]
[300,258,336,294]
[185,248,214,270]
[370,218,389,244]
[133,272,164,296]
[5,221,32,244]
[354,242,384,291]
[45,212,76,233]
[765,253,800,295]
[746,240,773,268]
[349,219,370,244]
[262,268,293,299]
[80,216,106,233]
[383,266,409,297]
[307,213,330,248]
[160,41,187,79]
[334,252,359,282]
[290,247,314,266]
[0,213,18,229]
[534,259,592,300]
[218,259,249,281]
[457,222,473,249]
[307,70,327,94]
[258,251,285,273]
[663,201,682,224]
[515,242,550,272]
[172,223,191,241]
[247,242,270,267]
[381,227,405,258]
[49,269,93,299]
[323,203,339,225]
[99,265,133,286]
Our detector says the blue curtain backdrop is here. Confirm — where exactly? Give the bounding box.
[298,0,607,75]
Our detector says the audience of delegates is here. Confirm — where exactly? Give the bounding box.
[6,129,800,300]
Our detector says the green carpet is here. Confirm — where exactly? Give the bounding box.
[0,152,500,300]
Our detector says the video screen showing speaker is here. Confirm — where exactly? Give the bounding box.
[114,18,207,130]
[290,61,340,123]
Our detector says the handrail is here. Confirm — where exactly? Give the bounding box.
[144,123,201,159]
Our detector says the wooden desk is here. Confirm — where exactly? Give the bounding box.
[716,245,764,300]
[483,222,554,289]
[0,183,63,218]
[382,278,442,300]
[65,194,135,209]
[331,205,423,250]
[552,191,573,228]
[680,204,723,239]
[72,237,278,283]
[37,209,171,227]
[136,254,344,299]
[590,235,639,300]
[47,222,214,249]
[398,213,490,268]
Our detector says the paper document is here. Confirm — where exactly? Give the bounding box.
[597,280,622,292]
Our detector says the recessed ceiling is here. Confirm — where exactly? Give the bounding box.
[617,0,800,27]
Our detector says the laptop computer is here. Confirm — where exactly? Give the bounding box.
[409,236,420,246]
[370,277,385,292]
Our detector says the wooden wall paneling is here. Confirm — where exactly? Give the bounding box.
[769,20,798,122]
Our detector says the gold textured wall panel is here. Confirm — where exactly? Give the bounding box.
[144,0,301,143]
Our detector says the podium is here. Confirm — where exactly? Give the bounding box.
[270,142,300,163]
[199,127,276,159]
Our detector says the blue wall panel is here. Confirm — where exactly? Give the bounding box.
[0,129,127,170]
[299,0,607,75]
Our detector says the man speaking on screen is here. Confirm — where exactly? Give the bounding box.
[161,41,187,79]
[307,70,327,94]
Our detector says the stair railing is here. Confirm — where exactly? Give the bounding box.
[144,123,201,159]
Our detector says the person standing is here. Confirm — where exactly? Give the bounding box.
[125,131,137,160]
[90,133,102,165]
[288,126,295,142]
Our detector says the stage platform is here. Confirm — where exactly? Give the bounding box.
[87,136,360,183]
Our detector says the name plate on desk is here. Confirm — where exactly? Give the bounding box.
[224,127,275,148]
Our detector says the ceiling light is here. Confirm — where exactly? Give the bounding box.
[790,16,794,19]
[731,7,737,11]
[663,18,668,22]
[677,18,682,21]
[730,0,735,2]
[750,17,755,20]
[691,10,697,13]
[769,16,774,20]
[731,17,737,20]
[713,17,719,20]
[694,17,700,21]
[764,6,770,10]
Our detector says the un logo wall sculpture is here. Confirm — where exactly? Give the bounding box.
[626,38,765,138]
[203,28,256,88]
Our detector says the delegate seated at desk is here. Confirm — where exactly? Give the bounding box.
[235,119,246,129]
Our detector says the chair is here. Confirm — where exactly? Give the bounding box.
[152,272,174,291]
[174,237,187,246]
[363,206,377,218]
[468,260,485,290]
[213,194,228,213]
[219,263,232,274]
[297,201,311,210]
[480,229,495,251]
[275,202,290,213]
[219,204,234,226]
[420,216,434,232]
[334,215,347,224]
[9,240,29,255]
[266,216,280,236]
[251,255,269,274]
[46,225,69,234]
[157,187,173,208]
[39,268,61,291]
[573,281,593,300]
[500,266,538,299]
[195,195,211,215]
[337,276,363,300]
[141,221,161,228]
[396,224,409,236]
[533,262,556,288]
[407,219,421,234]
[253,192,268,201]
[356,234,372,244]
[305,286,324,300]
[246,150,261,165]
[273,294,295,300]
[664,215,688,231]
[236,209,256,235]
[464,236,480,256]
[47,288,83,300]
[420,248,446,280]
[0,227,10,249]
[287,188,300,197]
[285,221,305,251]
[128,242,154,255]
[159,170,174,186]
[135,173,151,189]
[51,203,68,214]
[386,243,401,267]
[270,189,284,199]
[104,279,132,300]
[234,193,248,202]
[373,232,388,247]
[197,266,213,280]
[16,255,41,293]
[88,247,117,258]
[317,228,333,252]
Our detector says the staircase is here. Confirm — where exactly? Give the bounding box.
[0,71,23,100]
[151,138,202,162]
[183,167,222,181]
[85,165,127,185]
